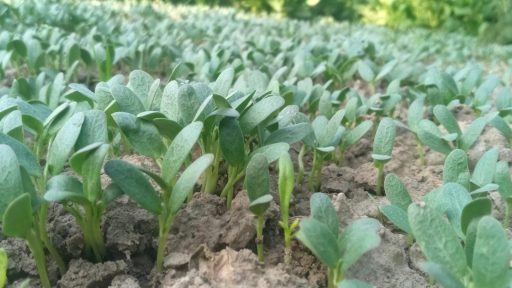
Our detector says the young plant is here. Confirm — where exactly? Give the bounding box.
[277,153,299,265]
[372,117,396,196]
[105,121,213,272]
[409,202,511,287]
[43,109,111,262]
[219,116,289,208]
[303,110,346,191]
[379,174,413,240]
[0,145,51,288]
[417,105,489,155]
[245,154,273,263]
[44,142,111,262]
[405,96,426,164]
[296,193,381,288]
[336,119,373,166]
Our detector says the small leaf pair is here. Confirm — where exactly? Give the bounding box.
[417,105,490,155]
[372,117,396,195]
[410,201,511,288]
[296,193,381,288]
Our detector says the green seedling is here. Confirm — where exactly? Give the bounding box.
[417,105,490,155]
[0,145,51,288]
[45,142,112,262]
[443,148,499,194]
[219,116,290,208]
[337,120,373,166]
[404,95,426,164]
[302,110,346,191]
[372,117,396,196]
[105,121,214,272]
[364,79,402,121]
[245,154,273,263]
[379,174,413,239]
[296,193,381,288]
[277,153,300,265]
[409,202,511,287]
[94,43,114,82]
[43,109,111,262]
[0,248,7,287]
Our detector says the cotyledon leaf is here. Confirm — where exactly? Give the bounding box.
[161,121,203,186]
[47,112,85,175]
[239,96,285,133]
[104,160,162,215]
[408,203,469,279]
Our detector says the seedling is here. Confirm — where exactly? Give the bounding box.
[409,202,511,287]
[43,110,111,262]
[0,145,51,288]
[296,193,381,288]
[245,154,273,263]
[277,153,300,265]
[219,116,289,208]
[337,120,373,166]
[372,117,396,196]
[105,122,214,272]
[45,142,112,262]
[417,105,490,155]
[404,95,426,164]
[303,110,346,191]
[379,174,413,239]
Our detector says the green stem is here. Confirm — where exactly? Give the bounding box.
[80,206,106,262]
[327,268,335,288]
[375,161,385,196]
[283,227,292,266]
[416,137,426,165]
[203,143,221,194]
[156,213,173,273]
[220,166,244,209]
[256,215,265,263]
[38,203,67,274]
[504,200,511,228]
[26,230,51,288]
[308,151,323,192]
[297,145,306,185]
[337,145,346,166]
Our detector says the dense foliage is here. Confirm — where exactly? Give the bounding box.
[1,0,512,287]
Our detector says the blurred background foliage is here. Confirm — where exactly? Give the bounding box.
[162,0,512,44]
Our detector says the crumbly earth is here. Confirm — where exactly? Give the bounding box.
[3,105,509,287]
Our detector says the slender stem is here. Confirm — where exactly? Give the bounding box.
[327,268,335,288]
[221,166,244,209]
[26,230,51,288]
[297,145,306,185]
[80,206,106,262]
[308,151,323,192]
[375,161,385,196]
[283,227,292,266]
[38,203,67,274]
[416,137,426,166]
[256,215,265,263]
[156,213,173,273]
[504,200,511,228]
[337,145,346,166]
[203,143,221,194]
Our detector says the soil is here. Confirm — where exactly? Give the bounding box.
[2,104,508,288]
